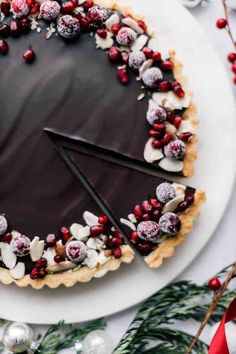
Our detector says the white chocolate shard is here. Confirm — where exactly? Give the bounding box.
[159,158,184,172]
[10,262,25,280]
[30,236,45,262]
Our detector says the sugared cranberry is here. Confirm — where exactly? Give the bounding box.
[156,182,176,204]
[116,27,137,47]
[147,104,166,125]
[150,198,162,210]
[19,17,30,34]
[80,17,90,31]
[98,215,108,225]
[159,81,171,92]
[176,201,188,213]
[0,1,10,15]
[88,6,108,26]
[23,49,35,63]
[1,232,12,243]
[152,209,161,220]
[128,51,145,70]
[108,46,121,62]
[130,231,139,244]
[113,247,122,259]
[10,21,20,36]
[82,0,93,10]
[231,63,236,74]
[179,132,193,142]
[137,19,147,31]
[10,234,31,257]
[216,18,227,29]
[111,22,121,34]
[66,240,87,263]
[142,67,163,88]
[173,116,182,129]
[38,268,46,279]
[90,225,104,237]
[162,132,173,145]
[117,68,130,85]
[133,204,143,220]
[228,52,236,63]
[121,52,129,64]
[54,255,65,263]
[137,220,161,242]
[96,28,107,38]
[57,15,80,39]
[142,200,152,213]
[0,39,9,54]
[186,194,195,205]
[0,23,10,38]
[208,278,221,291]
[11,0,30,18]
[35,258,47,268]
[59,227,71,242]
[142,47,153,59]
[164,139,185,160]
[40,0,60,20]
[159,212,181,235]
[61,1,74,14]
[161,60,174,71]
[46,233,57,247]
[30,268,39,279]
[151,139,163,149]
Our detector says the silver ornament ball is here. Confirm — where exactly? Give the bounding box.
[3,322,34,353]
[82,330,113,354]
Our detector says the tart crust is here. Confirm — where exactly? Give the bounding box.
[145,190,206,268]
[0,245,134,289]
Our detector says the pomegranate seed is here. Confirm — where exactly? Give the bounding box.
[133,204,143,220]
[10,21,20,36]
[142,200,152,213]
[38,268,46,279]
[152,51,162,61]
[26,0,35,7]
[159,81,171,92]
[23,49,35,63]
[137,242,153,253]
[208,278,221,291]
[90,225,104,237]
[113,247,122,259]
[19,18,30,34]
[96,28,107,38]
[142,213,150,221]
[179,132,193,142]
[142,47,153,59]
[0,1,10,15]
[186,194,195,206]
[30,2,39,14]
[30,268,39,279]
[59,227,71,242]
[108,46,120,62]
[153,123,165,132]
[166,110,174,122]
[61,2,74,14]
[54,255,65,263]
[149,129,160,138]
[111,229,122,238]
[111,23,121,34]
[0,39,9,55]
[1,232,12,243]
[130,231,139,244]
[173,85,185,98]
[0,23,10,37]
[35,258,47,268]
[233,76,236,85]
[71,0,78,6]
[137,19,147,31]
[216,18,227,29]
[173,116,182,129]
[163,132,173,145]
[46,234,57,247]
[176,201,188,213]
[161,60,174,71]
[108,237,123,249]
[228,52,236,63]
[151,139,163,149]
[82,0,93,9]
[121,52,129,64]
[231,63,236,74]
[117,69,129,85]
[80,17,90,30]
[150,199,162,210]
[152,209,161,220]
[98,215,108,225]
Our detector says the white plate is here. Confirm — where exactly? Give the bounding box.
[0,0,236,324]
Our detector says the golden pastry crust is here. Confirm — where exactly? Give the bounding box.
[145,190,206,268]
[0,245,134,289]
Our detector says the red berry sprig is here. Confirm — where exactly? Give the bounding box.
[208,277,222,291]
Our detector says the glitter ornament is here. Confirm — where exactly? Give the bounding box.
[66,240,87,263]
[0,215,8,235]
[128,51,146,70]
[57,15,80,39]
[141,67,163,88]
[3,322,34,353]
[137,221,161,242]
[147,104,166,125]
[81,330,113,354]
[40,0,60,21]
[11,0,30,18]
[156,182,176,204]
[88,6,109,26]
[164,139,186,160]
[116,27,137,47]
[10,234,31,257]
[159,212,181,235]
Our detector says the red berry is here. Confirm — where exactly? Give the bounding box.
[163,132,173,145]
[30,268,39,279]
[108,46,120,62]
[80,17,90,30]
[26,0,35,8]
[98,215,108,225]
[10,21,20,36]
[130,231,139,244]
[186,194,195,206]
[137,19,147,31]
[142,200,152,213]
[133,204,143,220]
[71,0,78,6]
[0,1,10,15]
[0,40,9,55]
[111,23,121,34]
[54,255,65,263]
[137,242,153,253]
[121,52,129,64]
[149,129,160,138]
[151,139,163,149]
[38,268,46,279]
[176,201,188,213]
[208,278,221,291]
[1,232,12,243]
[35,258,47,268]
[174,85,185,98]
[59,227,71,242]
[231,63,236,74]
[153,123,165,132]
[152,209,161,220]
[152,51,162,62]
[179,132,193,142]
[113,247,122,259]
[173,116,182,129]
[61,1,74,14]
[0,23,10,37]
[111,229,122,238]
[82,0,93,9]
[46,234,57,247]
[90,225,104,237]
[228,52,236,63]
[216,18,227,29]
[166,110,174,122]
[142,213,150,221]
[96,28,107,38]
[150,199,162,210]
[108,237,123,248]
[142,47,153,59]
[161,60,174,71]
[117,69,129,85]
[159,81,171,92]
[19,17,30,34]
[234,76,236,85]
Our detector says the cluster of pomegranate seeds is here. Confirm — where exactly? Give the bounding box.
[133,198,163,223]
[106,229,123,258]
[176,193,194,213]
[30,257,47,279]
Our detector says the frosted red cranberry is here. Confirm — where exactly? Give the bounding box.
[0,215,8,235]
[128,51,146,70]
[11,0,30,17]
[10,234,31,257]
[40,0,60,21]
[66,240,87,263]
[137,221,161,242]
[57,15,80,39]
[108,46,121,62]
[90,225,104,237]
[0,1,10,15]
[88,6,108,26]
[113,247,122,258]
[164,139,186,160]
[156,182,176,204]
[116,27,137,47]
[147,104,166,125]
[142,67,163,88]
[159,212,181,235]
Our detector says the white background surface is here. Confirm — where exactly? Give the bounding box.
[1,0,236,352]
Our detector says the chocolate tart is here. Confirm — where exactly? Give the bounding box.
[0,0,204,288]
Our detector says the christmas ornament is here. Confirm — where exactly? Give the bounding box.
[82,330,113,354]
[3,322,34,353]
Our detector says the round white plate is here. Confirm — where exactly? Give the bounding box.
[0,0,236,324]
